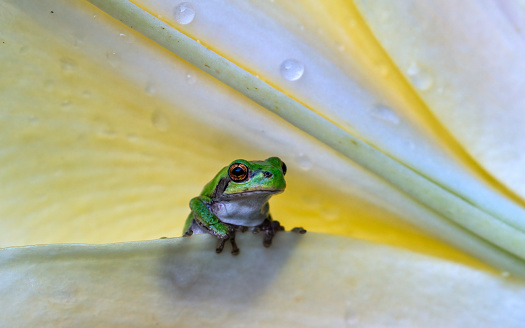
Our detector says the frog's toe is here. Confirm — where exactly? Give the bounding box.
[216,238,228,253]
[230,242,240,255]
[291,227,307,234]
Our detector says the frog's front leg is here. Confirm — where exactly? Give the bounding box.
[258,216,285,247]
[187,196,230,238]
[256,216,307,247]
[186,196,241,255]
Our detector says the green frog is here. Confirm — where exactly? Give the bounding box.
[183,157,306,255]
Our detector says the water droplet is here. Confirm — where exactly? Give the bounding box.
[344,305,359,327]
[174,2,196,25]
[185,73,197,84]
[19,45,29,54]
[47,286,77,306]
[407,62,433,91]
[145,83,157,95]
[43,80,55,92]
[106,51,121,68]
[369,104,400,125]
[98,129,116,139]
[501,271,510,278]
[301,195,321,209]
[61,100,72,110]
[60,57,76,73]
[280,59,304,81]
[127,134,138,142]
[119,33,135,44]
[376,63,389,76]
[324,206,340,221]
[73,38,83,48]
[28,115,39,124]
[295,153,313,171]
[151,109,171,131]
[169,262,202,289]
[403,139,416,150]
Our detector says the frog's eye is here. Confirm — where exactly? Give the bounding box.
[229,163,249,182]
[281,161,287,175]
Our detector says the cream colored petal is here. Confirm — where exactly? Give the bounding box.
[80,0,525,273]
[354,0,525,200]
[1,234,524,327]
[0,0,486,271]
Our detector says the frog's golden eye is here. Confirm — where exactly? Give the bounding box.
[281,161,287,175]
[229,163,249,182]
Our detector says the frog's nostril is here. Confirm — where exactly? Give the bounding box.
[263,171,273,178]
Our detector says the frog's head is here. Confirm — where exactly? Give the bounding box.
[223,157,286,196]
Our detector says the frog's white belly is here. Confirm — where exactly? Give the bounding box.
[211,193,272,226]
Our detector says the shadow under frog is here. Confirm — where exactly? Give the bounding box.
[158,232,304,312]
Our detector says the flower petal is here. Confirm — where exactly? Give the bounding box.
[355,0,525,200]
[1,234,524,327]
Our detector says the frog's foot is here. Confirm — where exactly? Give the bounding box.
[215,231,240,255]
[229,232,240,255]
[182,229,193,237]
[291,227,307,234]
[259,219,284,247]
[216,238,228,254]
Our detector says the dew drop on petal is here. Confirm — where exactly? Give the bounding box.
[43,80,55,92]
[324,206,340,221]
[19,45,29,54]
[98,129,117,139]
[145,83,157,95]
[106,51,121,68]
[174,2,196,25]
[407,62,433,91]
[151,109,171,131]
[60,57,76,73]
[295,153,313,171]
[369,104,400,125]
[126,134,138,142]
[185,73,197,84]
[60,100,72,110]
[344,306,360,327]
[169,262,202,289]
[119,33,135,44]
[280,59,304,81]
[403,139,416,151]
[301,194,321,210]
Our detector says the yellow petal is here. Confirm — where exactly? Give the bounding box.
[1,0,481,270]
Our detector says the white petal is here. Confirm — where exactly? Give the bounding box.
[2,234,524,327]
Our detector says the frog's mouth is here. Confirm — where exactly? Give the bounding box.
[223,189,284,198]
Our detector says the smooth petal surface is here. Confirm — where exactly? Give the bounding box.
[1,0,494,270]
[81,0,525,274]
[1,233,524,328]
[355,0,525,199]
[2,0,525,325]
